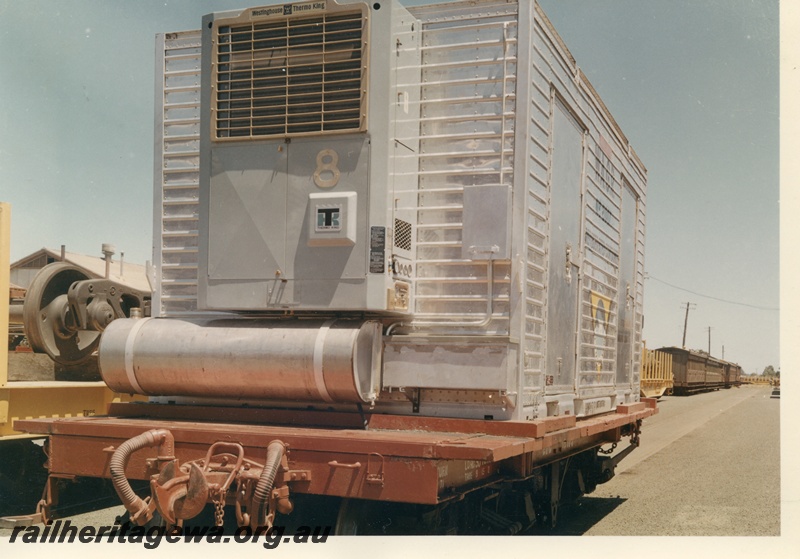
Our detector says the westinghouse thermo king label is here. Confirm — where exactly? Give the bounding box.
[250,2,327,18]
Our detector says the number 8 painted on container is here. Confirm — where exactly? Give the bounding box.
[314,149,340,188]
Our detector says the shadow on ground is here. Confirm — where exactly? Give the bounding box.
[525,496,627,535]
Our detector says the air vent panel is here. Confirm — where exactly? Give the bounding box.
[213,10,367,140]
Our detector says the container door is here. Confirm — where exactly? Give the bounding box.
[546,100,584,392]
[616,183,638,386]
[208,143,288,281]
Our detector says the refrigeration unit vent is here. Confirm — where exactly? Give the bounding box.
[213,10,367,139]
[394,218,412,251]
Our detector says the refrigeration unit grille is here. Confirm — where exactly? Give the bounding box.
[394,219,412,251]
[213,10,367,139]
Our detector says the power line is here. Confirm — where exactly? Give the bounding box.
[646,274,778,311]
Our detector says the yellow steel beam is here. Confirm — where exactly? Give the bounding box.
[1,382,144,439]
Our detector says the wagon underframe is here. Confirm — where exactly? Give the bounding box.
[12,399,656,526]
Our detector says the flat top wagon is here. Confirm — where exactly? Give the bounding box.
[4,0,656,534]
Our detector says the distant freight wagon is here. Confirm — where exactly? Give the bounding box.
[640,344,673,398]
[657,347,742,395]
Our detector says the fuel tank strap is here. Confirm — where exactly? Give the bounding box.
[122,316,149,395]
[312,320,336,403]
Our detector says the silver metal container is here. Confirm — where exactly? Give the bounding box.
[146,0,648,421]
[100,317,382,404]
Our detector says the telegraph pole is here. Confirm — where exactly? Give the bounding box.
[681,302,695,348]
[707,326,712,354]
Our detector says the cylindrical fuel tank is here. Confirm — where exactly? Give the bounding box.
[99,318,382,404]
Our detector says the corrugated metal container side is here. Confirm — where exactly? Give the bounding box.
[152,31,203,318]
[384,0,647,420]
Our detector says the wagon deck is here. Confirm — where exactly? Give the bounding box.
[15,399,655,517]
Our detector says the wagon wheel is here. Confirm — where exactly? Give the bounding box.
[22,262,100,365]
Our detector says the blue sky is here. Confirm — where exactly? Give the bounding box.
[0,0,780,375]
